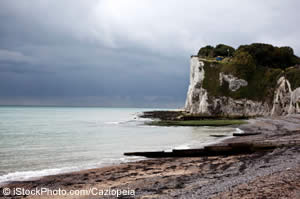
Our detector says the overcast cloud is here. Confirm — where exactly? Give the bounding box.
[0,0,299,107]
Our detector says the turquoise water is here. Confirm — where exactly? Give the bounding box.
[0,106,238,184]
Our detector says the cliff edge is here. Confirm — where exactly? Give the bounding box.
[185,43,300,117]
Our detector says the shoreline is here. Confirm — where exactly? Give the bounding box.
[0,126,239,186]
[1,115,300,198]
[0,114,240,186]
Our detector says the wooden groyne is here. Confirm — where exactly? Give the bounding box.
[124,141,300,158]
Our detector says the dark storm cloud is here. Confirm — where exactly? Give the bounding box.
[0,0,299,107]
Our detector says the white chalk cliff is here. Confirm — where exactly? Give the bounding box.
[185,57,209,114]
[185,56,300,116]
[271,77,300,115]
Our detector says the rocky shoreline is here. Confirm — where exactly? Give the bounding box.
[140,110,250,121]
[1,115,300,199]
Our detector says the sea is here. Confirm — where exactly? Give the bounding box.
[0,106,240,184]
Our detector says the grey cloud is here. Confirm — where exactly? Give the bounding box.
[0,0,299,107]
[0,49,34,63]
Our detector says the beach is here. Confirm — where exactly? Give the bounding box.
[0,107,238,184]
[1,114,300,198]
[2,1,300,198]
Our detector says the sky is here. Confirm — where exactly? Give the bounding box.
[0,0,299,107]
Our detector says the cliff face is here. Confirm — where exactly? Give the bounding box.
[185,57,300,117]
[271,76,300,115]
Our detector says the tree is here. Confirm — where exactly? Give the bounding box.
[213,44,235,57]
[198,45,214,57]
[236,43,300,69]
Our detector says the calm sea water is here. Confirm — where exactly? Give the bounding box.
[0,106,239,184]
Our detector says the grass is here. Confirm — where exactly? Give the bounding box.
[199,57,231,64]
[147,119,247,127]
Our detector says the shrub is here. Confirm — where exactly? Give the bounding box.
[236,43,300,69]
[198,45,214,57]
[286,67,300,90]
[213,44,235,57]
[198,44,235,58]
[231,51,256,79]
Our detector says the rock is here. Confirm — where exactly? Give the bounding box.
[140,111,184,120]
[219,72,248,91]
[185,57,209,114]
[185,57,270,116]
[210,135,228,138]
[271,76,300,116]
[289,87,300,114]
[184,56,300,117]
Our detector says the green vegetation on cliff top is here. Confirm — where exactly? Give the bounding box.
[198,43,300,70]
[199,44,235,57]
[198,43,300,104]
